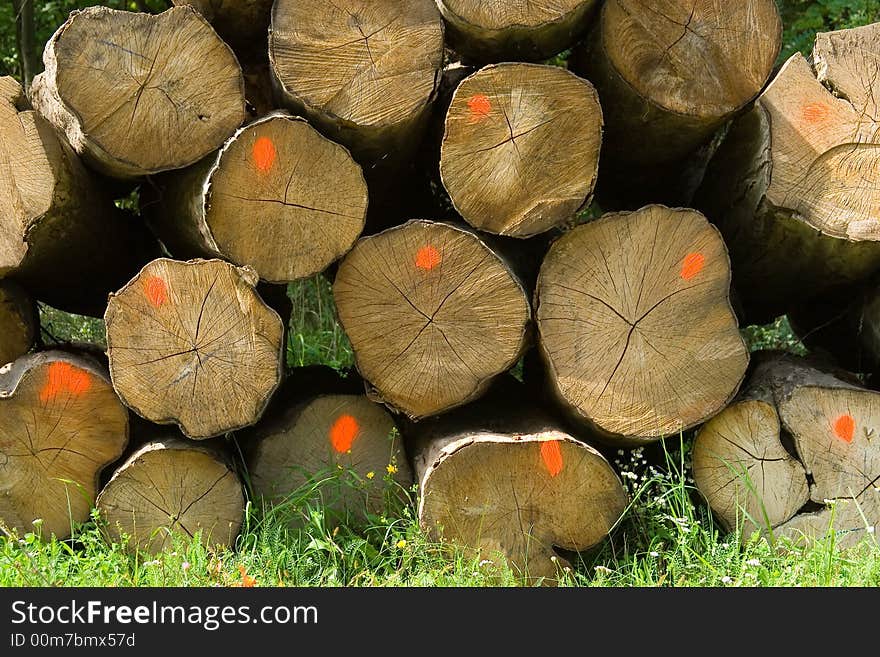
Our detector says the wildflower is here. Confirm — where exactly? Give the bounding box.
[594,566,612,575]
[721,576,732,584]
[396,539,407,549]
[238,565,256,588]
[386,464,398,474]
[366,471,375,480]
[182,561,191,573]
[745,559,761,567]
[649,551,659,558]
[478,560,494,568]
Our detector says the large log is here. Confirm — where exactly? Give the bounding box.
[333,220,531,418]
[104,258,285,439]
[244,368,412,522]
[269,0,444,164]
[147,112,368,283]
[30,6,245,179]
[571,0,781,209]
[0,351,129,539]
[97,438,244,554]
[698,23,880,324]
[0,281,37,365]
[535,205,749,444]
[437,0,599,63]
[172,0,273,62]
[693,354,880,548]
[1,76,159,316]
[439,63,602,238]
[410,381,627,582]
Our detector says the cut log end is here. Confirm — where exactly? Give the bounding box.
[0,281,37,365]
[104,258,284,439]
[333,220,531,418]
[0,352,129,539]
[418,431,627,582]
[601,0,781,118]
[33,6,245,178]
[248,394,412,519]
[440,64,602,238]
[536,205,749,442]
[97,440,244,554]
[269,0,443,154]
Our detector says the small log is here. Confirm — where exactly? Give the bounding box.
[97,438,244,553]
[698,23,880,324]
[333,220,531,418]
[1,76,159,316]
[535,205,749,443]
[104,258,285,439]
[245,370,412,521]
[439,63,602,238]
[570,0,781,209]
[0,281,37,365]
[269,0,444,164]
[411,389,627,581]
[693,354,880,548]
[148,112,367,283]
[0,351,129,539]
[437,0,599,63]
[30,6,245,179]
[172,0,273,62]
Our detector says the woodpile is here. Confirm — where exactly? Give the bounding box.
[3,3,880,563]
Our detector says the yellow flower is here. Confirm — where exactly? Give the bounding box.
[396,539,407,549]
[386,464,398,474]
[366,471,375,480]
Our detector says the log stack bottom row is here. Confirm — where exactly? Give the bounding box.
[2,0,880,580]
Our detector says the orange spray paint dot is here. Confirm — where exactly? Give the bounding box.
[252,136,277,173]
[680,252,705,281]
[330,414,360,453]
[541,440,564,477]
[802,102,830,124]
[40,362,92,402]
[833,414,855,443]
[415,245,441,271]
[145,276,168,308]
[467,94,492,123]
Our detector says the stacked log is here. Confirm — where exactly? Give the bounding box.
[571,0,781,209]
[1,76,159,316]
[698,23,880,325]
[0,351,129,539]
[0,281,37,365]
[439,63,602,238]
[104,258,284,439]
[693,354,879,548]
[146,112,368,283]
[30,6,246,179]
[534,205,749,444]
[97,438,244,553]
[333,220,532,418]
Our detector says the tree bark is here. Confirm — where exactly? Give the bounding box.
[437,0,599,64]
[697,24,880,325]
[0,350,129,539]
[535,205,749,444]
[1,76,161,316]
[29,6,245,179]
[146,112,367,284]
[693,353,880,549]
[97,438,244,554]
[570,0,781,210]
[439,63,602,238]
[0,280,37,365]
[333,220,532,419]
[104,258,285,439]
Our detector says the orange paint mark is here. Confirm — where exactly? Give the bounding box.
[145,276,168,308]
[833,414,855,443]
[681,252,705,281]
[330,414,360,453]
[541,440,564,477]
[252,136,276,173]
[802,102,830,124]
[467,94,492,123]
[415,245,441,271]
[40,361,93,402]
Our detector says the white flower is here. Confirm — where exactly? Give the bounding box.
[649,551,659,558]
[721,576,732,584]
[746,559,761,567]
